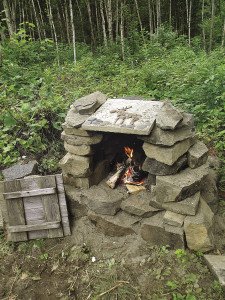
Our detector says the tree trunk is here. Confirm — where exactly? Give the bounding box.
[156,0,161,34]
[76,0,86,43]
[64,0,71,44]
[85,0,96,48]
[222,18,225,47]
[31,0,42,40]
[115,0,119,41]
[169,0,172,26]
[134,0,145,42]
[186,0,192,46]
[48,0,60,66]
[37,0,46,38]
[100,0,107,47]
[120,0,125,60]
[3,0,14,36]
[148,0,153,35]
[209,0,215,52]
[201,0,206,50]
[107,0,113,42]
[69,0,76,64]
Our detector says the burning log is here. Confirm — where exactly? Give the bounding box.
[106,165,126,189]
[125,184,146,194]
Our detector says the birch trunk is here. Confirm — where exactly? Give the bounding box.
[120,0,125,61]
[107,0,113,42]
[209,0,215,52]
[69,0,76,64]
[3,0,14,36]
[186,0,192,46]
[86,0,96,47]
[100,0,107,47]
[222,18,225,47]
[64,0,71,44]
[76,0,86,43]
[148,0,153,35]
[134,0,145,42]
[201,0,206,50]
[37,0,46,38]
[115,0,119,41]
[31,0,42,40]
[48,0,60,66]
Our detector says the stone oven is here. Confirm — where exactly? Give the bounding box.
[59,92,218,252]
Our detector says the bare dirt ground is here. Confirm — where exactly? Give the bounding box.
[0,200,225,300]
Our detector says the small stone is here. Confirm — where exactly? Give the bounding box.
[121,192,162,217]
[177,113,195,128]
[65,108,89,128]
[61,131,103,146]
[156,102,183,130]
[161,192,200,216]
[184,198,214,252]
[163,211,185,227]
[73,91,108,115]
[139,125,195,146]
[62,123,93,136]
[140,212,185,248]
[163,224,185,245]
[142,154,187,175]
[64,142,93,156]
[201,169,218,205]
[188,140,208,169]
[59,153,92,177]
[2,160,38,180]
[143,139,192,166]
[204,255,225,290]
[155,164,209,203]
[88,211,140,237]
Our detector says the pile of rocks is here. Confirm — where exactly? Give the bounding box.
[60,93,219,252]
[59,92,109,188]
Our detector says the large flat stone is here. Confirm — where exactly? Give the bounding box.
[61,131,103,146]
[188,140,208,169]
[88,210,140,236]
[2,160,38,180]
[155,164,209,203]
[140,212,185,248]
[156,102,183,130]
[63,175,91,188]
[163,211,185,227]
[59,153,92,177]
[204,255,225,290]
[64,142,93,156]
[184,198,214,252]
[80,184,127,215]
[82,99,164,135]
[177,113,194,128]
[64,185,88,219]
[143,138,192,166]
[142,154,187,175]
[161,192,200,216]
[72,91,107,115]
[121,191,161,217]
[140,125,194,146]
[65,108,89,128]
[62,122,94,136]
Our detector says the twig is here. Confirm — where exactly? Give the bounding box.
[96,281,129,298]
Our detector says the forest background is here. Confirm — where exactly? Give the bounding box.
[0,0,224,190]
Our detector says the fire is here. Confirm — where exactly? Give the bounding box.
[124,146,133,159]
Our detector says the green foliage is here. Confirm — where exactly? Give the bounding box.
[0,28,224,177]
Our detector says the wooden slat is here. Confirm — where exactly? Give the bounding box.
[8,221,61,233]
[3,187,56,199]
[4,180,28,242]
[55,174,71,236]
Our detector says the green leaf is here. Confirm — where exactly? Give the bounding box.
[3,113,17,128]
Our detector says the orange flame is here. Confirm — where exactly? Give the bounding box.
[124,146,133,159]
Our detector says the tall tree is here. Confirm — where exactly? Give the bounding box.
[69,0,76,63]
[209,0,215,52]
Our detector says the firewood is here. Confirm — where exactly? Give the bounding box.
[106,166,126,189]
[125,184,146,194]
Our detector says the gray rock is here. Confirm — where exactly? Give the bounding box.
[140,125,195,146]
[73,91,108,115]
[184,198,214,252]
[59,153,92,177]
[143,138,193,166]
[156,102,183,130]
[63,175,91,188]
[163,211,185,227]
[65,108,89,128]
[142,154,187,175]
[161,192,200,216]
[89,160,110,186]
[155,164,209,203]
[204,255,225,290]
[64,185,88,219]
[121,191,161,217]
[88,210,140,237]
[64,142,93,156]
[62,122,93,136]
[177,113,194,128]
[61,131,103,146]
[2,160,38,180]
[145,174,156,189]
[163,224,185,248]
[201,169,218,205]
[140,212,185,248]
[188,140,208,169]
[80,184,126,215]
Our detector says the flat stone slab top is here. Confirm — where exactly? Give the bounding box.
[204,255,225,290]
[82,99,164,135]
